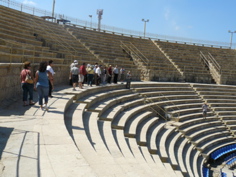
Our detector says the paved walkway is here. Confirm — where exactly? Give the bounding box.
[0,84,96,177]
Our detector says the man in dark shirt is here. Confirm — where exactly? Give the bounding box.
[107,65,112,84]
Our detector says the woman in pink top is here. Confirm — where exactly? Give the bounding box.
[20,61,35,106]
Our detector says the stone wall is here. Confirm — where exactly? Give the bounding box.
[0,64,70,108]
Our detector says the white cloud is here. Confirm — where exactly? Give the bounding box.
[22,0,36,6]
[175,26,180,30]
[172,21,180,31]
[164,8,170,20]
[164,8,181,31]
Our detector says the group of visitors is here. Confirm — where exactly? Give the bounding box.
[20,60,55,111]
[20,59,209,118]
[69,60,132,90]
[20,60,132,111]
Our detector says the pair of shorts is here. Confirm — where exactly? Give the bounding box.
[72,75,78,83]
[79,74,84,83]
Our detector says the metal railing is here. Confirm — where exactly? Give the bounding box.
[120,41,149,66]
[143,95,168,121]
[200,51,209,67]
[142,93,181,121]
[200,51,221,84]
[153,41,184,78]
[0,0,235,49]
[208,52,221,74]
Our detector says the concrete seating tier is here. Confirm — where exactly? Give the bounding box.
[0,32,42,46]
[67,26,136,65]
[3,81,236,176]
[77,89,132,109]
[0,51,64,64]
[100,97,145,121]
[192,84,236,125]
[0,5,102,66]
[91,93,140,117]
[3,5,236,83]
[155,41,213,83]
[136,116,159,146]
[178,120,222,135]
[66,26,183,81]
[129,39,183,79]
[185,124,226,141]
[65,84,183,176]
[0,44,56,58]
[123,111,156,138]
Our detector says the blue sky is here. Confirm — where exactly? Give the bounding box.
[14,0,236,44]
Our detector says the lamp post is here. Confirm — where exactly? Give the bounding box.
[142,19,149,38]
[89,15,92,29]
[228,30,236,48]
[52,0,55,22]
[97,9,103,32]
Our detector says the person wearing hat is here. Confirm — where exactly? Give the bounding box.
[70,63,79,91]
[86,64,94,87]
[69,60,78,85]
[70,60,78,69]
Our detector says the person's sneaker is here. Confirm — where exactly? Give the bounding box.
[41,107,44,111]
[72,88,76,91]
[44,105,49,111]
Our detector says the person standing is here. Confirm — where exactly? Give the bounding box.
[202,102,208,119]
[95,65,101,86]
[70,63,79,90]
[20,61,35,106]
[86,64,94,87]
[107,65,112,84]
[100,65,105,85]
[113,65,119,84]
[103,66,107,84]
[126,71,132,89]
[69,60,78,85]
[70,60,78,69]
[34,61,53,111]
[79,63,86,89]
[120,67,125,84]
[47,60,55,98]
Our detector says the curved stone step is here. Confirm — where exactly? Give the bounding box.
[124,111,154,138]
[137,116,159,146]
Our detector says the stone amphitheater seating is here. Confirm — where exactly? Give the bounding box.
[155,41,213,83]
[59,82,236,176]
[2,5,236,83]
[2,80,236,176]
[2,4,236,177]
[155,40,236,84]
[0,5,102,66]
